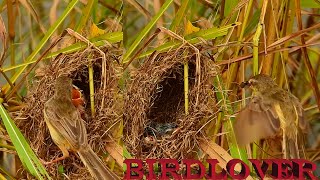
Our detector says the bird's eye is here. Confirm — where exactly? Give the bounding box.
[248,79,257,85]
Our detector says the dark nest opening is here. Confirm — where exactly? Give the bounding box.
[147,63,195,123]
[15,45,122,179]
[124,48,219,160]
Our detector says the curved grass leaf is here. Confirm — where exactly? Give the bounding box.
[2,31,123,73]
[0,172,8,180]
[138,23,240,59]
[2,0,79,91]
[169,0,190,31]
[123,146,132,172]
[123,0,174,63]
[76,0,97,32]
[0,99,50,179]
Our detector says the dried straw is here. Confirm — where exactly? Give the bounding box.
[124,47,219,160]
[16,45,122,178]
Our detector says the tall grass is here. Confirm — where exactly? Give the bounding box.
[0,0,319,178]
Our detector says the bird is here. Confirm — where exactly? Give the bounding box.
[143,122,177,146]
[145,122,177,137]
[43,75,119,180]
[234,74,308,159]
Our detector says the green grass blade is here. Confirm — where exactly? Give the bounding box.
[123,146,132,159]
[0,172,8,180]
[123,146,132,172]
[2,31,123,73]
[244,9,260,36]
[122,0,174,63]
[224,0,238,17]
[0,99,50,179]
[76,0,97,31]
[169,0,190,31]
[138,23,240,59]
[213,76,248,163]
[3,0,79,90]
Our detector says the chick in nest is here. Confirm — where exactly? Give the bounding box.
[143,122,178,144]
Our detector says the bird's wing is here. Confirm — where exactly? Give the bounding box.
[290,94,307,131]
[272,90,307,131]
[44,101,87,150]
[234,96,281,146]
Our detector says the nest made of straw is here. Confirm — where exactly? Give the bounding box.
[16,45,122,179]
[124,47,219,160]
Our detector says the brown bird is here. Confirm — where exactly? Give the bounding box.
[234,74,308,159]
[43,75,119,180]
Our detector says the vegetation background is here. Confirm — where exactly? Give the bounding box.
[0,0,320,179]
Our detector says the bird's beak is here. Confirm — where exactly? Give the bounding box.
[240,81,250,88]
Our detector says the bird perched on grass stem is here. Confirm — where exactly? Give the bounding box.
[234,74,308,159]
[43,75,119,180]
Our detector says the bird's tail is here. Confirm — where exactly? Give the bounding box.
[286,137,299,159]
[78,147,119,180]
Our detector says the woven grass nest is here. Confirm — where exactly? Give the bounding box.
[16,45,122,179]
[124,48,219,160]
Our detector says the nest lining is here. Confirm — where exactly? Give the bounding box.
[124,49,219,160]
[16,46,122,179]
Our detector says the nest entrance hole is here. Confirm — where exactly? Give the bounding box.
[71,63,103,106]
[147,62,196,124]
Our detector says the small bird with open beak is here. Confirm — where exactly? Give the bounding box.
[43,75,119,180]
[234,74,308,159]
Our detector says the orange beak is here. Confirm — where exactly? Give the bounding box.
[71,86,85,108]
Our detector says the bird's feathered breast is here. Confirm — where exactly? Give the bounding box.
[44,97,88,151]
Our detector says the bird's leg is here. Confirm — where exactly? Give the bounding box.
[42,146,70,165]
